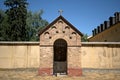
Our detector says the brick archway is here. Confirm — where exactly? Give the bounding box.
[53,39,67,75]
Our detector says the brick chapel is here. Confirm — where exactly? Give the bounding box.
[38,15,83,76]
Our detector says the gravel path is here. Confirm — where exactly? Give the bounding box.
[0,69,120,80]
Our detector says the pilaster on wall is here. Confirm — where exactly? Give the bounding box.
[67,47,82,76]
[38,46,53,76]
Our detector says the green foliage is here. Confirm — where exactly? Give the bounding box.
[81,33,88,42]
[26,10,49,41]
[0,9,9,41]
[0,9,48,41]
[4,0,28,41]
[0,9,4,23]
[0,0,48,41]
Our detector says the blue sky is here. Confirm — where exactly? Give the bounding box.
[0,0,120,35]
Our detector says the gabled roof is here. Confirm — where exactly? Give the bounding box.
[38,15,83,36]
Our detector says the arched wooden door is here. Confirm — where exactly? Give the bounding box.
[53,39,67,75]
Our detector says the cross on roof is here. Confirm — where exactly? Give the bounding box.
[58,10,63,15]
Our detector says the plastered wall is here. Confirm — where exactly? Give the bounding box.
[81,42,120,69]
[0,42,39,68]
[0,42,120,69]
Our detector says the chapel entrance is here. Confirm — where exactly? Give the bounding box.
[53,39,67,75]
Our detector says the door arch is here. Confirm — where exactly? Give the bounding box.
[53,39,67,75]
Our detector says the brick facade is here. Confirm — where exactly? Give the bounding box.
[38,15,83,76]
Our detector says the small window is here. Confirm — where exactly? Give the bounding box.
[63,31,65,33]
[49,36,52,39]
[56,31,59,33]
[69,36,72,39]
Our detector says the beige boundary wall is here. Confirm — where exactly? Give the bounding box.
[81,42,120,69]
[0,42,120,69]
[0,42,39,68]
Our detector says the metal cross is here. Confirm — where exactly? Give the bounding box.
[58,10,63,15]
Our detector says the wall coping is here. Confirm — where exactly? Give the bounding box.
[0,42,39,45]
[0,42,120,45]
[82,42,120,46]
[82,42,120,44]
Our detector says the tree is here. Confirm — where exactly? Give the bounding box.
[0,9,10,41]
[26,10,49,41]
[0,9,4,23]
[0,9,5,40]
[81,33,88,42]
[4,0,28,41]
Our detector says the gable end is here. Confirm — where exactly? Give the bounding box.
[38,15,83,36]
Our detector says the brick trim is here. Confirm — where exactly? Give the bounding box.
[38,68,52,76]
[68,68,82,76]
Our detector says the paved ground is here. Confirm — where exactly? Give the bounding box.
[0,69,120,80]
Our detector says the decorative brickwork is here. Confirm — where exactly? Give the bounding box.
[39,15,83,76]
